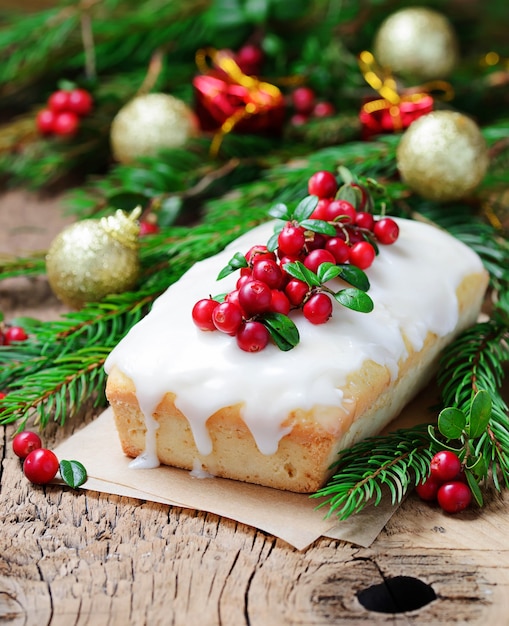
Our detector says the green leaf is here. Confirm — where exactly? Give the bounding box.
[59,459,88,488]
[336,264,370,291]
[268,202,291,220]
[317,262,342,284]
[338,165,355,185]
[261,313,299,351]
[267,231,279,252]
[244,0,270,23]
[334,288,374,313]
[336,184,358,206]
[468,389,492,438]
[438,407,466,440]
[217,252,248,280]
[293,195,318,221]
[283,261,320,287]
[465,470,483,507]
[299,218,337,236]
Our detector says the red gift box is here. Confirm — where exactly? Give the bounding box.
[193,49,286,151]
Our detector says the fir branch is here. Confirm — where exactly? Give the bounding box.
[312,426,434,520]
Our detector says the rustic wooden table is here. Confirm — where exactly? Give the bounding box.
[1,190,508,625]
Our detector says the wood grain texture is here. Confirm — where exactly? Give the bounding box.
[1,190,508,624]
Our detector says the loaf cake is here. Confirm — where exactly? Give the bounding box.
[105,217,488,493]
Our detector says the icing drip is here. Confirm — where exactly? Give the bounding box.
[105,218,484,462]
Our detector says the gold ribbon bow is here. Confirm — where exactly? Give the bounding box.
[358,50,454,130]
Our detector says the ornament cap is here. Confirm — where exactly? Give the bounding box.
[100,207,142,250]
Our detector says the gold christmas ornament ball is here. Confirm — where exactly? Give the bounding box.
[396,111,489,202]
[46,209,141,308]
[373,7,459,81]
[110,93,198,164]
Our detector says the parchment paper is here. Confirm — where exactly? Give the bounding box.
[53,387,438,551]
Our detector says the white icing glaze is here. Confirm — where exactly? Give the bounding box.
[105,217,484,462]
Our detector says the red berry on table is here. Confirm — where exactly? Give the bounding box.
[291,86,316,115]
[235,44,264,75]
[3,326,28,345]
[270,290,291,315]
[307,170,338,199]
[67,88,93,116]
[355,211,375,231]
[236,320,270,352]
[48,89,71,113]
[192,298,219,331]
[36,108,57,134]
[252,258,283,289]
[325,237,350,264]
[437,481,472,513]
[277,223,306,257]
[310,198,331,220]
[374,217,400,245]
[23,448,60,485]
[245,244,275,265]
[303,248,336,274]
[12,431,42,460]
[312,101,335,118]
[415,475,441,502]
[53,111,80,137]
[303,292,333,324]
[430,450,462,483]
[238,280,272,316]
[285,278,309,307]
[349,241,376,270]
[212,301,243,335]
[323,199,356,224]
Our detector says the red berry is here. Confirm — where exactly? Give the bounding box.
[36,108,57,134]
[48,89,71,113]
[430,450,462,483]
[290,113,308,126]
[312,101,335,118]
[349,241,376,269]
[192,298,219,331]
[324,199,356,224]
[12,431,42,460]
[139,221,160,236]
[245,244,275,265]
[252,258,283,289]
[437,481,472,513]
[236,273,253,290]
[67,88,93,116]
[374,217,399,245]
[238,280,272,316]
[355,211,375,231]
[325,237,350,264]
[212,301,243,334]
[53,111,80,136]
[278,223,306,256]
[236,321,270,352]
[415,475,441,502]
[0,392,6,400]
[303,248,336,274]
[303,292,333,324]
[291,86,316,115]
[235,44,264,75]
[23,448,60,485]
[3,326,28,345]
[310,198,331,220]
[285,279,309,307]
[308,171,338,199]
[270,290,291,315]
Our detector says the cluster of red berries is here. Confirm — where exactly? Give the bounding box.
[290,86,336,126]
[192,170,399,353]
[36,86,93,137]
[416,450,472,514]
[11,430,60,485]
[0,323,28,345]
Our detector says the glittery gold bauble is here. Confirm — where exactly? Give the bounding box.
[396,111,489,202]
[373,7,459,81]
[110,93,198,164]
[46,208,141,308]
